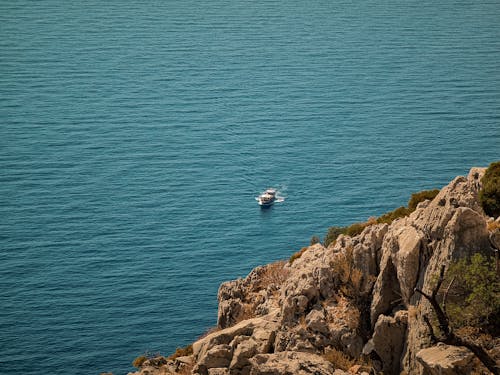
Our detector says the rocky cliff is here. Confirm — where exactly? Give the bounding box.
[129,167,500,375]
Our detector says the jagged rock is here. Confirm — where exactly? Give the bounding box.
[370,244,402,326]
[401,168,493,374]
[273,326,317,352]
[218,265,282,329]
[416,344,476,375]
[248,351,336,375]
[352,223,388,279]
[197,344,232,369]
[280,244,332,323]
[366,310,408,375]
[393,226,424,305]
[192,314,279,375]
[305,307,329,334]
[127,355,193,375]
[341,331,364,359]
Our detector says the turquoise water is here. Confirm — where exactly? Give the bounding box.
[1,1,499,374]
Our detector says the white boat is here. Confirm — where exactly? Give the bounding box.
[257,189,276,208]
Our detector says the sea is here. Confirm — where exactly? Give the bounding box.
[1,1,499,374]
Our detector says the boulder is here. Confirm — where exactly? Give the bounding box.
[365,310,408,375]
[192,314,279,375]
[393,226,424,305]
[416,344,476,375]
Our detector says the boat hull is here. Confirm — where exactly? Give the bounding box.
[258,200,274,208]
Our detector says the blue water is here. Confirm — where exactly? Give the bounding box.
[1,1,499,374]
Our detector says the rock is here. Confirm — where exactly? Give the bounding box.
[352,223,388,279]
[192,314,279,375]
[393,226,424,305]
[217,264,283,329]
[366,310,408,375]
[229,337,258,372]
[280,244,332,323]
[248,351,336,375]
[305,307,329,334]
[341,331,364,359]
[207,369,229,375]
[370,246,402,326]
[416,344,476,375]
[197,344,232,369]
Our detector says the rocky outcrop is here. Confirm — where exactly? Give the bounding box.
[248,351,338,375]
[365,310,408,374]
[129,167,500,375]
[416,343,478,375]
[192,314,280,375]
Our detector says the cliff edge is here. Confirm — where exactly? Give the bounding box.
[129,167,500,375]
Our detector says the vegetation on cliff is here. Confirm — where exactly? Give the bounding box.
[323,188,440,247]
[480,161,500,218]
[415,253,500,374]
[444,253,500,331]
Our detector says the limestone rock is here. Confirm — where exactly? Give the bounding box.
[352,223,388,278]
[248,351,336,375]
[218,264,283,329]
[366,310,408,375]
[192,314,279,375]
[127,355,193,375]
[416,344,476,375]
[393,226,424,305]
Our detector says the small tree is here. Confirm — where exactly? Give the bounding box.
[444,253,500,329]
[415,254,500,374]
[480,161,500,218]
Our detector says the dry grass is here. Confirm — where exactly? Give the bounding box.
[167,344,193,361]
[299,314,307,328]
[329,295,360,330]
[331,247,365,297]
[259,260,290,289]
[324,348,356,370]
[132,355,147,368]
[487,220,500,231]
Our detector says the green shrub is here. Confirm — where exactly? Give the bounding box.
[443,253,500,330]
[376,206,409,224]
[407,189,440,211]
[479,161,500,218]
[343,222,365,237]
[323,188,440,246]
[324,226,348,247]
[310,235,321,245]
